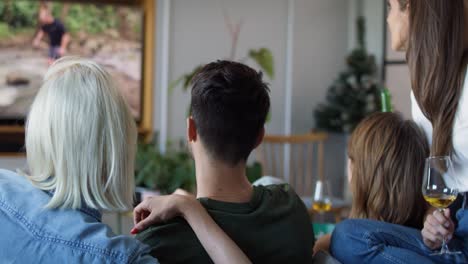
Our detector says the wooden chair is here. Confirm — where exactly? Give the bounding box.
[256,132,328,197]
[256,132,349,223]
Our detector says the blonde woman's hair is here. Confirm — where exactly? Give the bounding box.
[25,57,137,211]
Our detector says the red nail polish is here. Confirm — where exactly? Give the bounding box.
[130,228,138,235]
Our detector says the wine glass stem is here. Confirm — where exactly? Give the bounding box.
[441,236,448,253]
[438,209,449,254]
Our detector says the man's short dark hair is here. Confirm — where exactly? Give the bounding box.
[190,60,270,166]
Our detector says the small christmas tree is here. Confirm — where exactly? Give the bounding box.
[314,16,381,133]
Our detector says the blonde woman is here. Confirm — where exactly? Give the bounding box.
[0,57,250,264]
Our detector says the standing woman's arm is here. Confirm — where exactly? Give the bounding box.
[132,195,251,264]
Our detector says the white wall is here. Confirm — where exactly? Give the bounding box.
[363,0,385,79]
[291,0,349,133]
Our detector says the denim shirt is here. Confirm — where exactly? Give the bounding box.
[0,169,158,264]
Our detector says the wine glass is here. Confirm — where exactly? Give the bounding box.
[312,180,332,215]
[422,156,461,255]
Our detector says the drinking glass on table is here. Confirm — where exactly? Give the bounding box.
[422,156,461,255]
[312,180,332,215]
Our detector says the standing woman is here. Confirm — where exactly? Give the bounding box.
[330,0,468,263]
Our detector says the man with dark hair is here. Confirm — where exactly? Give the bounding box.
[137,61,314,263]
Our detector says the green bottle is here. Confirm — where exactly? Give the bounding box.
[381,87,393,112]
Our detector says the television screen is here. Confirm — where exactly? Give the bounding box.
[0,1,144,123]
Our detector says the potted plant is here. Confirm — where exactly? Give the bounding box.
[134,139,196,203]
[314,16,381,133]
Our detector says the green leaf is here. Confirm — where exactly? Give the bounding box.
[182,66,203,92]
[265,111,271,123]
[135,139,197,194]
[246,162,263,183]
[169,65,204,93]
[248,48,275,79]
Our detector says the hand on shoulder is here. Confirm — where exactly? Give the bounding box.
[131,193,202,234]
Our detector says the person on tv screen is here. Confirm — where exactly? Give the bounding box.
[33,5,70,65]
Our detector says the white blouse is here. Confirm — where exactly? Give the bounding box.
[411,70,468,192]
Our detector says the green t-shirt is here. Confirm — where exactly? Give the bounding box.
[136,184,314,264]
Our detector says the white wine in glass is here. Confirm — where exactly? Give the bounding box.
[423,194,457,209]
[422,156,461,255]
[312,180,332,214]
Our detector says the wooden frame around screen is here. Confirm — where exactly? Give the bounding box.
[0,0,155,156]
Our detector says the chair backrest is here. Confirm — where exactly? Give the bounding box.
[256,132,328,196]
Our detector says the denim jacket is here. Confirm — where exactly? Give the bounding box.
[0,169,158,264]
